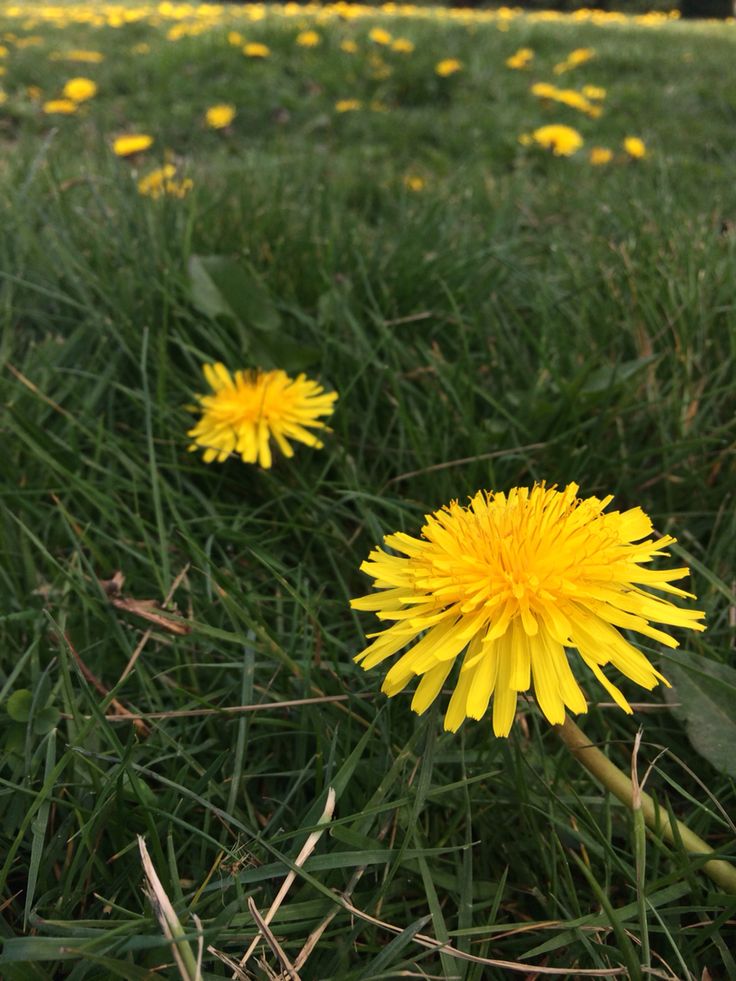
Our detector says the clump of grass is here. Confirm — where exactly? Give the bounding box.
[1,4,735,978]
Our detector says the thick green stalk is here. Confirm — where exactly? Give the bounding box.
[555,715,736,895]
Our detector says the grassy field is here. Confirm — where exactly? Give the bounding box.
[1,2,736,978]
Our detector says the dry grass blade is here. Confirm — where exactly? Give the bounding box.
[247,896,302,981]
[338,898,627,975]
[138,836,201,981]
[233,787,336,976]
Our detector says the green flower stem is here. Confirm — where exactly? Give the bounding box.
[554,714,736,895]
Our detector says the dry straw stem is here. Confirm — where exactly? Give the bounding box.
[233,787,336,977]
[138,836,202,981]
[555,715,736,895]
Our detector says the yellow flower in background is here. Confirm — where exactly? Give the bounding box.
[531,81,557,98]
[527,124,584,156]
[582,84,606,100]
[137,164,193,199]
[335,98,362,112]
[112,133,153,156]
[391,37,414,53]
[0,89,6,104]
[340,39,358,53]
[435,58,462,77]
[132,42,150,54]
[205,103,236,129]
[43,99,78,114]
[243,42,270,58]
[506,47,533,69]
[188,364,338,469]
[589,146,613,165]
[65,49,104,63]
[368,26,392,45]
[62,77,97,103]
[624,136,647,158]
[554,46,595,74]
[352,483,705,737]
[403,172,425,191]
[296,29,320,47]
[227,30,243,46]
[0,45,7,57]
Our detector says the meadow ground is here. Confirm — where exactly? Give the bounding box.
[1,2,736,978]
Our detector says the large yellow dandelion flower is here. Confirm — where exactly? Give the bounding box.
[188,363,338,469]
[352,483,705,737]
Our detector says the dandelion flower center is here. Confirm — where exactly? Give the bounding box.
[351,483,705,737]
[188,363,337,469]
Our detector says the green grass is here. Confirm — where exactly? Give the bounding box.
[1,3,736,978]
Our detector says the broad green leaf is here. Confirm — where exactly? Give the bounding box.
[663,650,736,778]
[187,254,281,333]
[6,689,33,723]
[33,706,60,735]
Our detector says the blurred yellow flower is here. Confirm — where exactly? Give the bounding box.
[368,27,392,45]
[391,37,414,53]
[624,136,647,158]
[227,30,243,46]
[340,39,358,53]
[243,42,270,58]
[138,163,193,199]
[205,103,236,129]
[352,483,705,736]
[554,47,595,74]
[435,58,462,77]
[589,146,613,165]
[132,42,150,54]
[43,99,78,114]
[188,364,338,469]
[65,49,104,63]
[62,77,97,103]
[506,47,533,69]
[0,89,6,104]
[112,134,154,156]
[296,29,320,47]
[526,124,584,156]
[335,98,362,112]
[582,84,606,100]
[403,173,425,191]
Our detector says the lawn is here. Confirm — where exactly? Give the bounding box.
[1,2,736,978]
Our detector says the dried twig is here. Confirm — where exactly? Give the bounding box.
[247,897,301,981]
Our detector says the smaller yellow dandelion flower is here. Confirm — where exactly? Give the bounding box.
[65,49,104,63]
[368,26,392,45]
[42,98,78,115]
[138,164,192,199]
[27,85,42,101]
[340,39,358,53]
[62,77,97,103]
[391,37,414,53]
[335,98,362,112]
[188,364,338,469]
[554,46,595,74]
[132,42,150,54]
[531,81,557,99]
[518,132,533,147]
[112,133,154,157]
[227,30,243,46]
[506,47,533,69]
[589,146,613,165]
[531,124,583,156]
[403,173,424,191]
[582,84,606,100]
[624,136,647,159]
[296,29,320,47]
[0,45,7,58]
[243,42,270,58]
[205,103,236,129]
[435,58,462,77]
